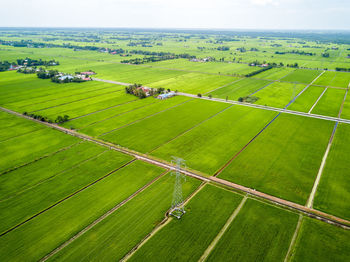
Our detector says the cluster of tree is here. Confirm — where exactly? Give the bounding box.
[0,61,15,72]
[245,65,273,77]
[17,67,36,74]
[127,41,153,47]
[217,46,230,51]
[335,67,350,72]
[302,45,322,48]
[37,69,59,79]
[54,115,70,123]
[17,58,59,66]
[250,48,259,51]
[322,53,330,57]
[125,84,147,98]
[51,76,85,83]
[275,50,315,56]
[286,63,299,68]
[23,112,53,123]
[238,96,259,103]
[236,47,246,52]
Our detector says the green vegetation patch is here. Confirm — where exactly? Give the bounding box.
[288,86,326,112]
[311,88,346,117]
[219,114,334,204]
[207,199,299,262]
[280,69,321,84]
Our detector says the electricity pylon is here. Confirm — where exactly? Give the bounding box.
[169,156,186,219]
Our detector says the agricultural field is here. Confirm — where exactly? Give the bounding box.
[0,28,350,261]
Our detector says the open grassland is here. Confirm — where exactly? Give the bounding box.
[77,96,191,136]
[209,78,271,100]
[314,124,350,220]
[281,69,321,84]
[101,99,230,153]
[219,114,334,204]
[129,185,243,261]
[313,71,350,88]
[291,217,350,262]
[253,67,295,80]
[311,88,346,117]
[0,161,169,261]
[152,106,276,174]
[254,82,306,108]
[0,149,132,234]
[288,86,325,112]
[0,121,79,174]
[206,199,298,262]
[147,72,236,94]
[47,174,201,262]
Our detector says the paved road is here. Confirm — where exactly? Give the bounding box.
[1,106,350,229]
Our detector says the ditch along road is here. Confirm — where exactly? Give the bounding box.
[93,78,350,125]
[1,106,350,230]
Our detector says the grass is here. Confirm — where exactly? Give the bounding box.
[255,82,306,108]
[252,67,295,80]
[152,105,276,174]
[313,71,350,88]
[101,99,230,153]
[288,86,326,112]
[0,161,169,262]
[129,185,243,261]
[209,78,271,101]
[47,174,201,262]
[291,217,350,262]
[341,92,350,119]
[311,88,346,117]
[280,69,321,84]
[0,149,132,234]
[313,124,350,220]
[219,113,334,204]
[206,199,299,262]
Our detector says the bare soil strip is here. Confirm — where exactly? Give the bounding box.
[1,106,350,230]
[284,215,303,262]
[0,158,135,237]
[39,170,169,262]
[199,196,248,262]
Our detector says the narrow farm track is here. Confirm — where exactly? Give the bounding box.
[284,215,303,262]
[248,81,274,96]
[122,182,208,262]
[0,141,83,176]
[306,88,349,208]
[0,157,136,237]
[308,88,327,114]
[198,196,248,262]
[1,106,350,230]
[93,77,350,124]
[147,104,235,154]
[39,170,169,262]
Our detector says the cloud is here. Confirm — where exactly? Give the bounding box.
[251,0,280,6]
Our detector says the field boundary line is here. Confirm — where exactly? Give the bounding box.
[198,195,248,262]
[213,112,280,177]
[97,97,193,137]
[248,81,274,96]
[0,126,44,143]
[64,98,139,121]
[122,182,208,262]
[15,84,120,110]
[75,100,158,131]
[0,141,83,176]
[39,170,169,262]
[284,215,303,262]
[31,89,123,113]
[306,88,348,208]
[147,104,234,154]
[204,78,245,95]
[1,106,350,230]
[308,87,327,114]
[0,159,136,237]
[0,150,108,203]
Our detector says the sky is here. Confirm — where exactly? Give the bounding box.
[0,0,349,30]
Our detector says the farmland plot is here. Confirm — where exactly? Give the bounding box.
[281,69,321,84]
[311,88,346,117]
[288,86,326,112]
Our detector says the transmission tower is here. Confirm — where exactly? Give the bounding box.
[169,156,186,219]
